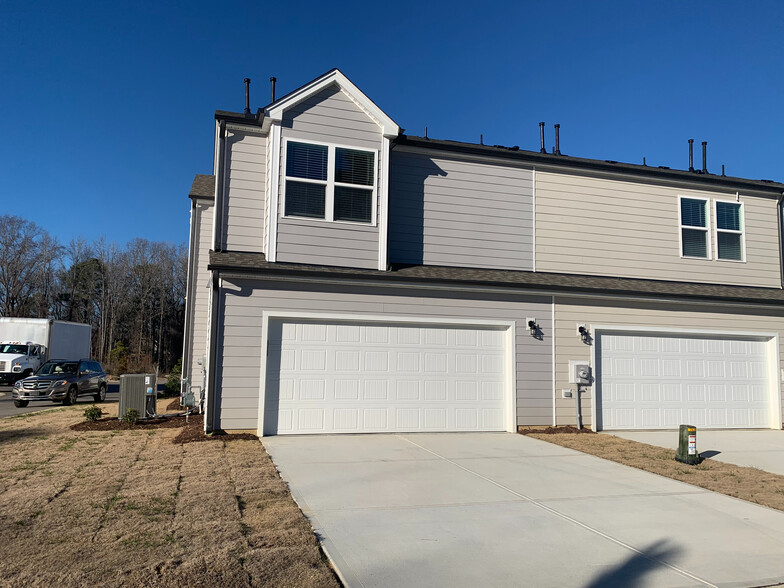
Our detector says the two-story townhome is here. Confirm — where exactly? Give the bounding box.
[182,69,784,436]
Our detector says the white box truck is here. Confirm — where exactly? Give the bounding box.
[0,318,91,385]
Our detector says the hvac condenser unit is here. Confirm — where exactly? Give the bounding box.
[118,373,157,420]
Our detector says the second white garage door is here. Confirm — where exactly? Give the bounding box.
[598,331,774,430]
[262,319,510,435]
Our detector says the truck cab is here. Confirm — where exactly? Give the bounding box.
[0,342,44,385]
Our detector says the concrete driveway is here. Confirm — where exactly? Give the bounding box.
[609,430,784,476]
[264,433,784,588]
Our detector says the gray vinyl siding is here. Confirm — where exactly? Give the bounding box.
[276,83,382,269]
[553,295,784,428]
[185,201,213,390]
[214,278,553,431]
[222,130,266,253]
[536,169,782,287]
[389,149,534,271]
[281,84,381,150]
[276,216,379,269]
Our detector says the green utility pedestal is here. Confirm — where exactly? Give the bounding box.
[675,424,701,465]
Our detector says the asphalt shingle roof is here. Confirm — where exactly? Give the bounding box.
[208,251,784,306]
[189,175,215,199]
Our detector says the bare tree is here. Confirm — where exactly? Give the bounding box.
[0,215,186,373]
[0,215,62,317]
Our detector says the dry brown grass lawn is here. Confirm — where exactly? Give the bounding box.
[0,400,339,587]
[524,431,784,512]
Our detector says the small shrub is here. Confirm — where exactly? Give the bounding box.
[83,406,103,422]
[163,357,182,397]
[121,408,139,425]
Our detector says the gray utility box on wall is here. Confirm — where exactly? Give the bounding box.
[118,373,157,420]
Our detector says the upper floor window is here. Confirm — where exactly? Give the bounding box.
[679,197,709,259]
[715,200,744,261]
[284,140,376,224]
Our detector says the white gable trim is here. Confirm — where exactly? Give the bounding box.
[266,69,400,138]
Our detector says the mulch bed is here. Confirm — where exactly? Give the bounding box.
[518,426,595,435]
[70,411,259,445]
[171,417,258,444]
[71,413,191,431]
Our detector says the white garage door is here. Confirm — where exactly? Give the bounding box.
[599,332,772,430]
[263,320,509,435]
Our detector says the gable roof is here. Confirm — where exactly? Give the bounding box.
[265,68,400,138]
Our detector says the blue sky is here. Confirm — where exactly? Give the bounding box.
[2,1,783,248]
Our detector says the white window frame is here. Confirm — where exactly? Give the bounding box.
[281,137,378,226]
[678,195,711,260]
[713,199,746,263]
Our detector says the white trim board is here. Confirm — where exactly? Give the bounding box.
[257,311,518,436]
[280,136,379,227]
[589,324,782,431]
[266,69,400,138]
[378,136,391,271]
[267,123,282,262]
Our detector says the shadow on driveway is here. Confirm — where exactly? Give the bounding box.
[585,540,681,588]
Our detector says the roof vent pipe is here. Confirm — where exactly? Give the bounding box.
[244,78,251,115]
[554,124,561,155]
[701,141,708,174]
[270,77,277,103]
[688,139,695,172]
[539,122,546,153]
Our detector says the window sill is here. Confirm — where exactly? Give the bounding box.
[282,214,375,228]
[715,257,747,264]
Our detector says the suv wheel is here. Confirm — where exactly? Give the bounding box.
[94,384,106,403]
[14,400,29,408]
[64,386,78,406]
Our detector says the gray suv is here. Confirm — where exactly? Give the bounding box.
[12,359,107,408]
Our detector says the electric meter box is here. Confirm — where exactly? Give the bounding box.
[118,373,157,420]
[675,424,701,465]
[574,363,592,385]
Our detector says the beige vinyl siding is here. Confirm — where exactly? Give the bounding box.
[185,201,213,390]
[222,130,266,253]
[536,170,781,287]
[214,279,553,430]
[389,150,534,271]
[276,83,383,269]
[553,295,784,428]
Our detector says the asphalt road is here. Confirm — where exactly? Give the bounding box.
[0,381,165,419]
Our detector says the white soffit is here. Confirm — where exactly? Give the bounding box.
[265,68,401,138]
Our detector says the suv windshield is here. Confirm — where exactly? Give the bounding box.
[0,344,29,355]
[37,361,78,376]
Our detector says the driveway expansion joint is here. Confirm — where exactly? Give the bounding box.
[397,434,719,588]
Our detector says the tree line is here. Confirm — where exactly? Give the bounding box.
[0,214,187,374]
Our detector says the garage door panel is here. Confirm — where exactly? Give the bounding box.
[264,320,509,435]
[600,332,772,430]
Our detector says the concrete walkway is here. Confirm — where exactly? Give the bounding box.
[610,430,784,475]
[264,433,784,588]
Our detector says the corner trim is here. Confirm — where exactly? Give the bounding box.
[267,123,282,262]
[378,136,391,270]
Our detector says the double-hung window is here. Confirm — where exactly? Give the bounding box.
[284,140,376,224]
[714,200,744,261]
[679,197,710,258]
